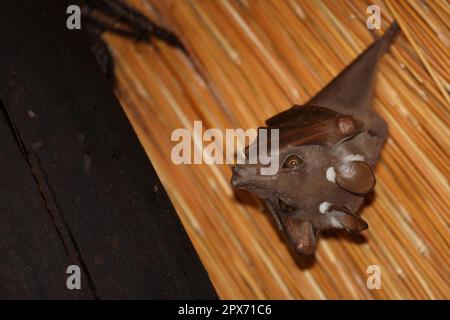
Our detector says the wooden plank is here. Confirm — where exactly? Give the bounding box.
[0,0,217,299]
[0,102,92,299]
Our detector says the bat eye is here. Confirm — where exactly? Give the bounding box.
[283,155,303,169]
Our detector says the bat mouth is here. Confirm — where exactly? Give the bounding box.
[231,175,272,198]
[277,197,296,213]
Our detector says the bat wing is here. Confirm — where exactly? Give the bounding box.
[266,22,399,127]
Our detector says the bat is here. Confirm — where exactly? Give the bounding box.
[231,22,399,256]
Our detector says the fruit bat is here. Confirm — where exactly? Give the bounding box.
[231,22,399,256]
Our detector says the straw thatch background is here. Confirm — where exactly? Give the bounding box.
[104,0,449,299]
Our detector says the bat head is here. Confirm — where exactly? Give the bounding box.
[231,106,376,256]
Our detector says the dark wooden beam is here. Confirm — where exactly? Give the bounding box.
[0,0,217,299]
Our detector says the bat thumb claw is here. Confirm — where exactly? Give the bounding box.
[330,208,369,233]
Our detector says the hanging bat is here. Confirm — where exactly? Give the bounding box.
[231,22,399,256]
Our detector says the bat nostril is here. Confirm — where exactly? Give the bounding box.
[232,164,242,174]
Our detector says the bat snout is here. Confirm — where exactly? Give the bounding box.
[231,164,256,187]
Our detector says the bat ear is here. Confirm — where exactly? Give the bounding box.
[335,160,375,194]
[282,215,318,256]
[330,207,369,233]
